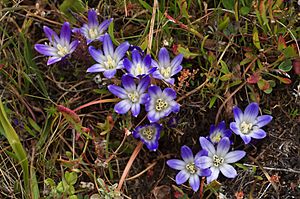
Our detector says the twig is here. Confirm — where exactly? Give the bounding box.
[147,0,158,54]
[126,162,157,181]
[176,78,209,103]
[73,98,119,112]
[243,163,300,174]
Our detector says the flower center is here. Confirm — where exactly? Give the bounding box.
[155,98,168,112]
[212,155,224,167]
[240,121,253,134]
[127,92,139,103]
[185,163,197,174]
[142,127,155,140]
[211,132,222,143]
[104,56,116,69]
[135,63,145,76]
[56,44,69,57]
[160,67,171,78]
[88,28,99,39]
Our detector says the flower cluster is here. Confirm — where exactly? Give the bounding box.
[167,102,272,192]
[34,9,183,151]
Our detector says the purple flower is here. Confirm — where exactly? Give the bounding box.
[73,9,112,44]
[229,102,273,144]
[123,50,156,78]
[208,121,232,145]
[132,123,162,151]
[195,137,246,184]
[152,47,183,85]
[87,34,129,79]
[34,22,79,65]
[108,75,150,117]
[167,146,212,192]
[145,86,180,123]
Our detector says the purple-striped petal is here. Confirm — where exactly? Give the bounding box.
[87,64,105,73]
[163,88,176,100]
[114,99,131,114]
[132,49,142,64]
[256,115,272,127]
[158,47,170,67]
[88,9,99,27]
[131,103,140,117]
[166,159,186,170]
[219,163,237,178]
[122,75,136,92]
[206,167,220,184]
[114,41,129,61]
[171,64,182,76]
[69,40,79,53]
[216,137,230,157]
[171,54,183,67]
[43,26,59,43]
[195,156,213,169]
[250,129,266,139]
[146,140,159,151]
[244,102,259,122]
[197,168,212,177]
[195,149,208,160]
[189,175,200,192]
[103,34,114,56]
[240,134,251,144]
[224,150,246,163]
[108,85,127,98]
[175,170,190,185]
[143,54,152,68]
[47,57,61,65]
[233,106,243,123]
[89,46,104,63]
[164,77,175,85]
[152,70,164,80]
[137,75,150,93]
[34,44,57,56]
[199,137,216,156]
[170,101,180,113]
[123,58,132,72]
[147,110,160,122]
[60,22,71,44]
[229,122,242,135]
[103,69,116,79]
[148,86,162,97]
[99,18,113,32]
[140,93,150,104]
[181,145,194,163]
[223,129,232,138]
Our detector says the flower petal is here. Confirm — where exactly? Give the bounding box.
[175,170,190,185]
[114,41,129,61]
[47,57,61,65]
[60,22,71,45]
[152,70,164,80]
[163,88,176,100]
[166,159,186,170]
[189,175,200,192]
[240,134,251,144]
[230,122,242,135]
[171,64,182,76]
[250,129,267,139]
[171,54,183,68]
[199,137,216,156]
[244,102,259,122]
[224,150,246,163]
[197,168,212,177]
[170,101,180,113]
[89,46,104,63]
[103,69,117,79]
[140,93,150,104]
[195,156,213,169]
[219,163,237,178]
[103,34,114,56]
[256,115,272,127]
[69,40,79,53]
[99,18,113,32]
[158,47,170,67]
[88,9,99,27]
[114,99,131,114]
[143,54,152,68]
[147,110,160,123]
[123,58,132,72]
[34,44,57,56]
[131,103,140,117]
[148,86,162,97]
[137,75,150,93]
[108,85,127,98]
[233,106,243,124]
[131,49,142,64]
[122,75,136,92]
[181,145,194,163]
[206,167,220,184]
[195,149,208,160]
[216,137,230,157]
[87,64,105,73]
[43,26,59,43]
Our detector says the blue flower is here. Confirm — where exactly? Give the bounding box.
[167,146,212,192]
[87,34,129,79]
[34,22,79,65]
[145,86,180,123]
[229,102,273,144]
[73,9,112,44]
[132,123,162,151]
[108,75,150,117]
[195,137,246,184]
[123,50,156,78]
[152,47,183,85]
[208,121,232,145]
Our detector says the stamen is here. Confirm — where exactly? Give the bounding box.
[212,155,224,167]
[161,67,171,78]
[89,28,99,39]
[155,98,168,112]
[128,92,139,103]
[104,56,116,69]
[142,127,155,140]
[56,44,69,57]
[185,163,197,174]
[135,63,144,75]
[240,121,253,134]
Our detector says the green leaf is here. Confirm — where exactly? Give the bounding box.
[253,26,261,50]
[65,171,78,185]
[45,178,56,187]
[220,60,230,74]
[240,6,251,15]
[278,59,292,72]
[59,0,85,23]
[235,163,248,171]
[283,46,297,59]
[257,79,270,91]
[220,73,234,81]
[277,35,287,51]
[218,16,230,31]
[209,96,218,108]
[28,117,42,133]
[177,46,199,59]
[222,0,234,10]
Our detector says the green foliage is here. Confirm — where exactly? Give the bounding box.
[59,0,86,23]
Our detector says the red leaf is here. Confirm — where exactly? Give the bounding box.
[293,58,300,75]
[277,35,287,51]
[247,73,261,84]
[278,77,292,84]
